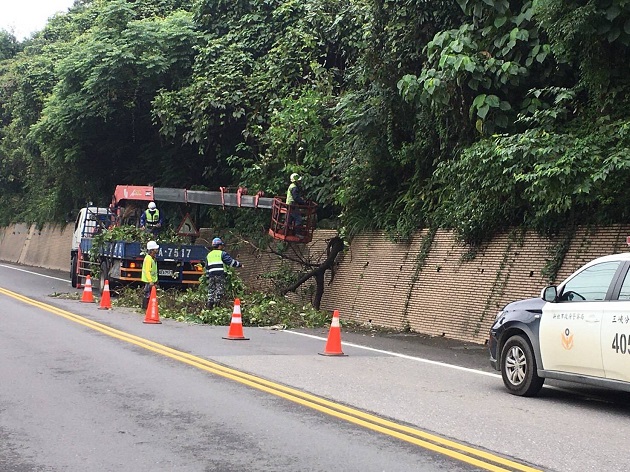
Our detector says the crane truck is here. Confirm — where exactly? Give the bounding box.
[70,185,317,291]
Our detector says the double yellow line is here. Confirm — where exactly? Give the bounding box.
[0,286,540,472]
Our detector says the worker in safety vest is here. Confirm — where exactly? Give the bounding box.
[141,240,159,309]
[286,173,306,235]
[205,237,243,309]
[139,201,163,235]
[286,173,306,205]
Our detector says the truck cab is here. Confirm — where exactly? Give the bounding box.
[71,206,112,252]
[70,206,112,287]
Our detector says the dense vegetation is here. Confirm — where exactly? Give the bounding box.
[1,0,629,246]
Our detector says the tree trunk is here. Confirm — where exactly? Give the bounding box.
[281,236,344,309]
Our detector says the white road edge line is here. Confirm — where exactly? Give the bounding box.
[283,329,502,379]
[0,263,69,283]
[283,331,571,393]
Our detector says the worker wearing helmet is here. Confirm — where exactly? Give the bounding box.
[286,173,307,236]
[140,201,163,236]
[286,173,306,205]
[141,240,160,309]
[205,237,243,309]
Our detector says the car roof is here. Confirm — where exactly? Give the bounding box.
[584,253,630,264]
[558,252,630,287]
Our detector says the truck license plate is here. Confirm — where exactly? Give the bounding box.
[159,269,173,277]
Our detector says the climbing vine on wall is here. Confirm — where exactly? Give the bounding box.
[401,227,437,329]
[475,228,525,337]
[541,228,575,283]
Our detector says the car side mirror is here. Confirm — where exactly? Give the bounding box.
[541,286,558,302]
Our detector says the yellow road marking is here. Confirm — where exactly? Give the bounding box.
[0,287,540,472]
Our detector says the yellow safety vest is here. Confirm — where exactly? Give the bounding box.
[206,249,225,276]
[286,183,297,204]
[141,254,158,283]
[145,209,160,225]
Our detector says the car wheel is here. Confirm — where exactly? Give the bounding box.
[500,335,544,397]
[71,255,78,288]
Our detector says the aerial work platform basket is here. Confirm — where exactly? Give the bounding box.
[268,197,317,243]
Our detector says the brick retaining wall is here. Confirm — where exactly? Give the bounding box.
[2,222,629,345]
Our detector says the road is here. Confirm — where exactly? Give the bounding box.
[1,263,630,471]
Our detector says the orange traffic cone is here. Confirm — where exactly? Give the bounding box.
[143,285,161,324]
[319,310,347,356]
[81,275,94,303]
[222,298,249,340]
[98,280,112,310]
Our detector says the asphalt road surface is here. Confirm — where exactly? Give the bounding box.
[2,262,630,472]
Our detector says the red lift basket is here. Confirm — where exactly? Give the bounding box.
[268,197,317,243]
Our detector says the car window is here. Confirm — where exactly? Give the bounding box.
[617,268,630,301]
[559,261,620,302]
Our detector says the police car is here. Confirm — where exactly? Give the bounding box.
[489,253,630,396]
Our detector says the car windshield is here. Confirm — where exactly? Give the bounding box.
[617,269,630,300]
[559,261,620,301]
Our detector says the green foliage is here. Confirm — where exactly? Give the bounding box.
[197,266,247,302]
[258,261,301,293]
[113,284,331,328]
[432,115,630,245]
[1,0,630,256]
[0,30,20,60]
[534,0,630,111]
[244,88,337,205]
[399,0,555,136]
[0,0,204,224]
[85,224,196,279]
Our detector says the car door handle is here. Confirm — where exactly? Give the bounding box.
[585,314,600,323]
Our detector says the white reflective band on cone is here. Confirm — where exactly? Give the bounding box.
[331,317,340,328]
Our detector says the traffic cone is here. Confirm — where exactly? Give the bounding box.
[222,298,249,340]
[143,285,161,324]
[98,280,112,310]
[80,275,94,303]
[319,310,347,356]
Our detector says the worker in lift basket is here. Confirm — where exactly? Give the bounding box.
[286,173,307,237]
[140,201,163,236]
[205,238,243,309]
[141,241,159,309]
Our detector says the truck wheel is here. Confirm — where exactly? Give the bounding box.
[99,261,110,293]
[500,335,544,397]
[71,255,78,288]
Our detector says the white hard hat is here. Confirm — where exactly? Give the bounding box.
[148,202,157,210]
[147,241,159,251]
[290,173,302,183]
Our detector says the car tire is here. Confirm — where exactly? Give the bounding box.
[500,335,544,397]
[71,255,78,288]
